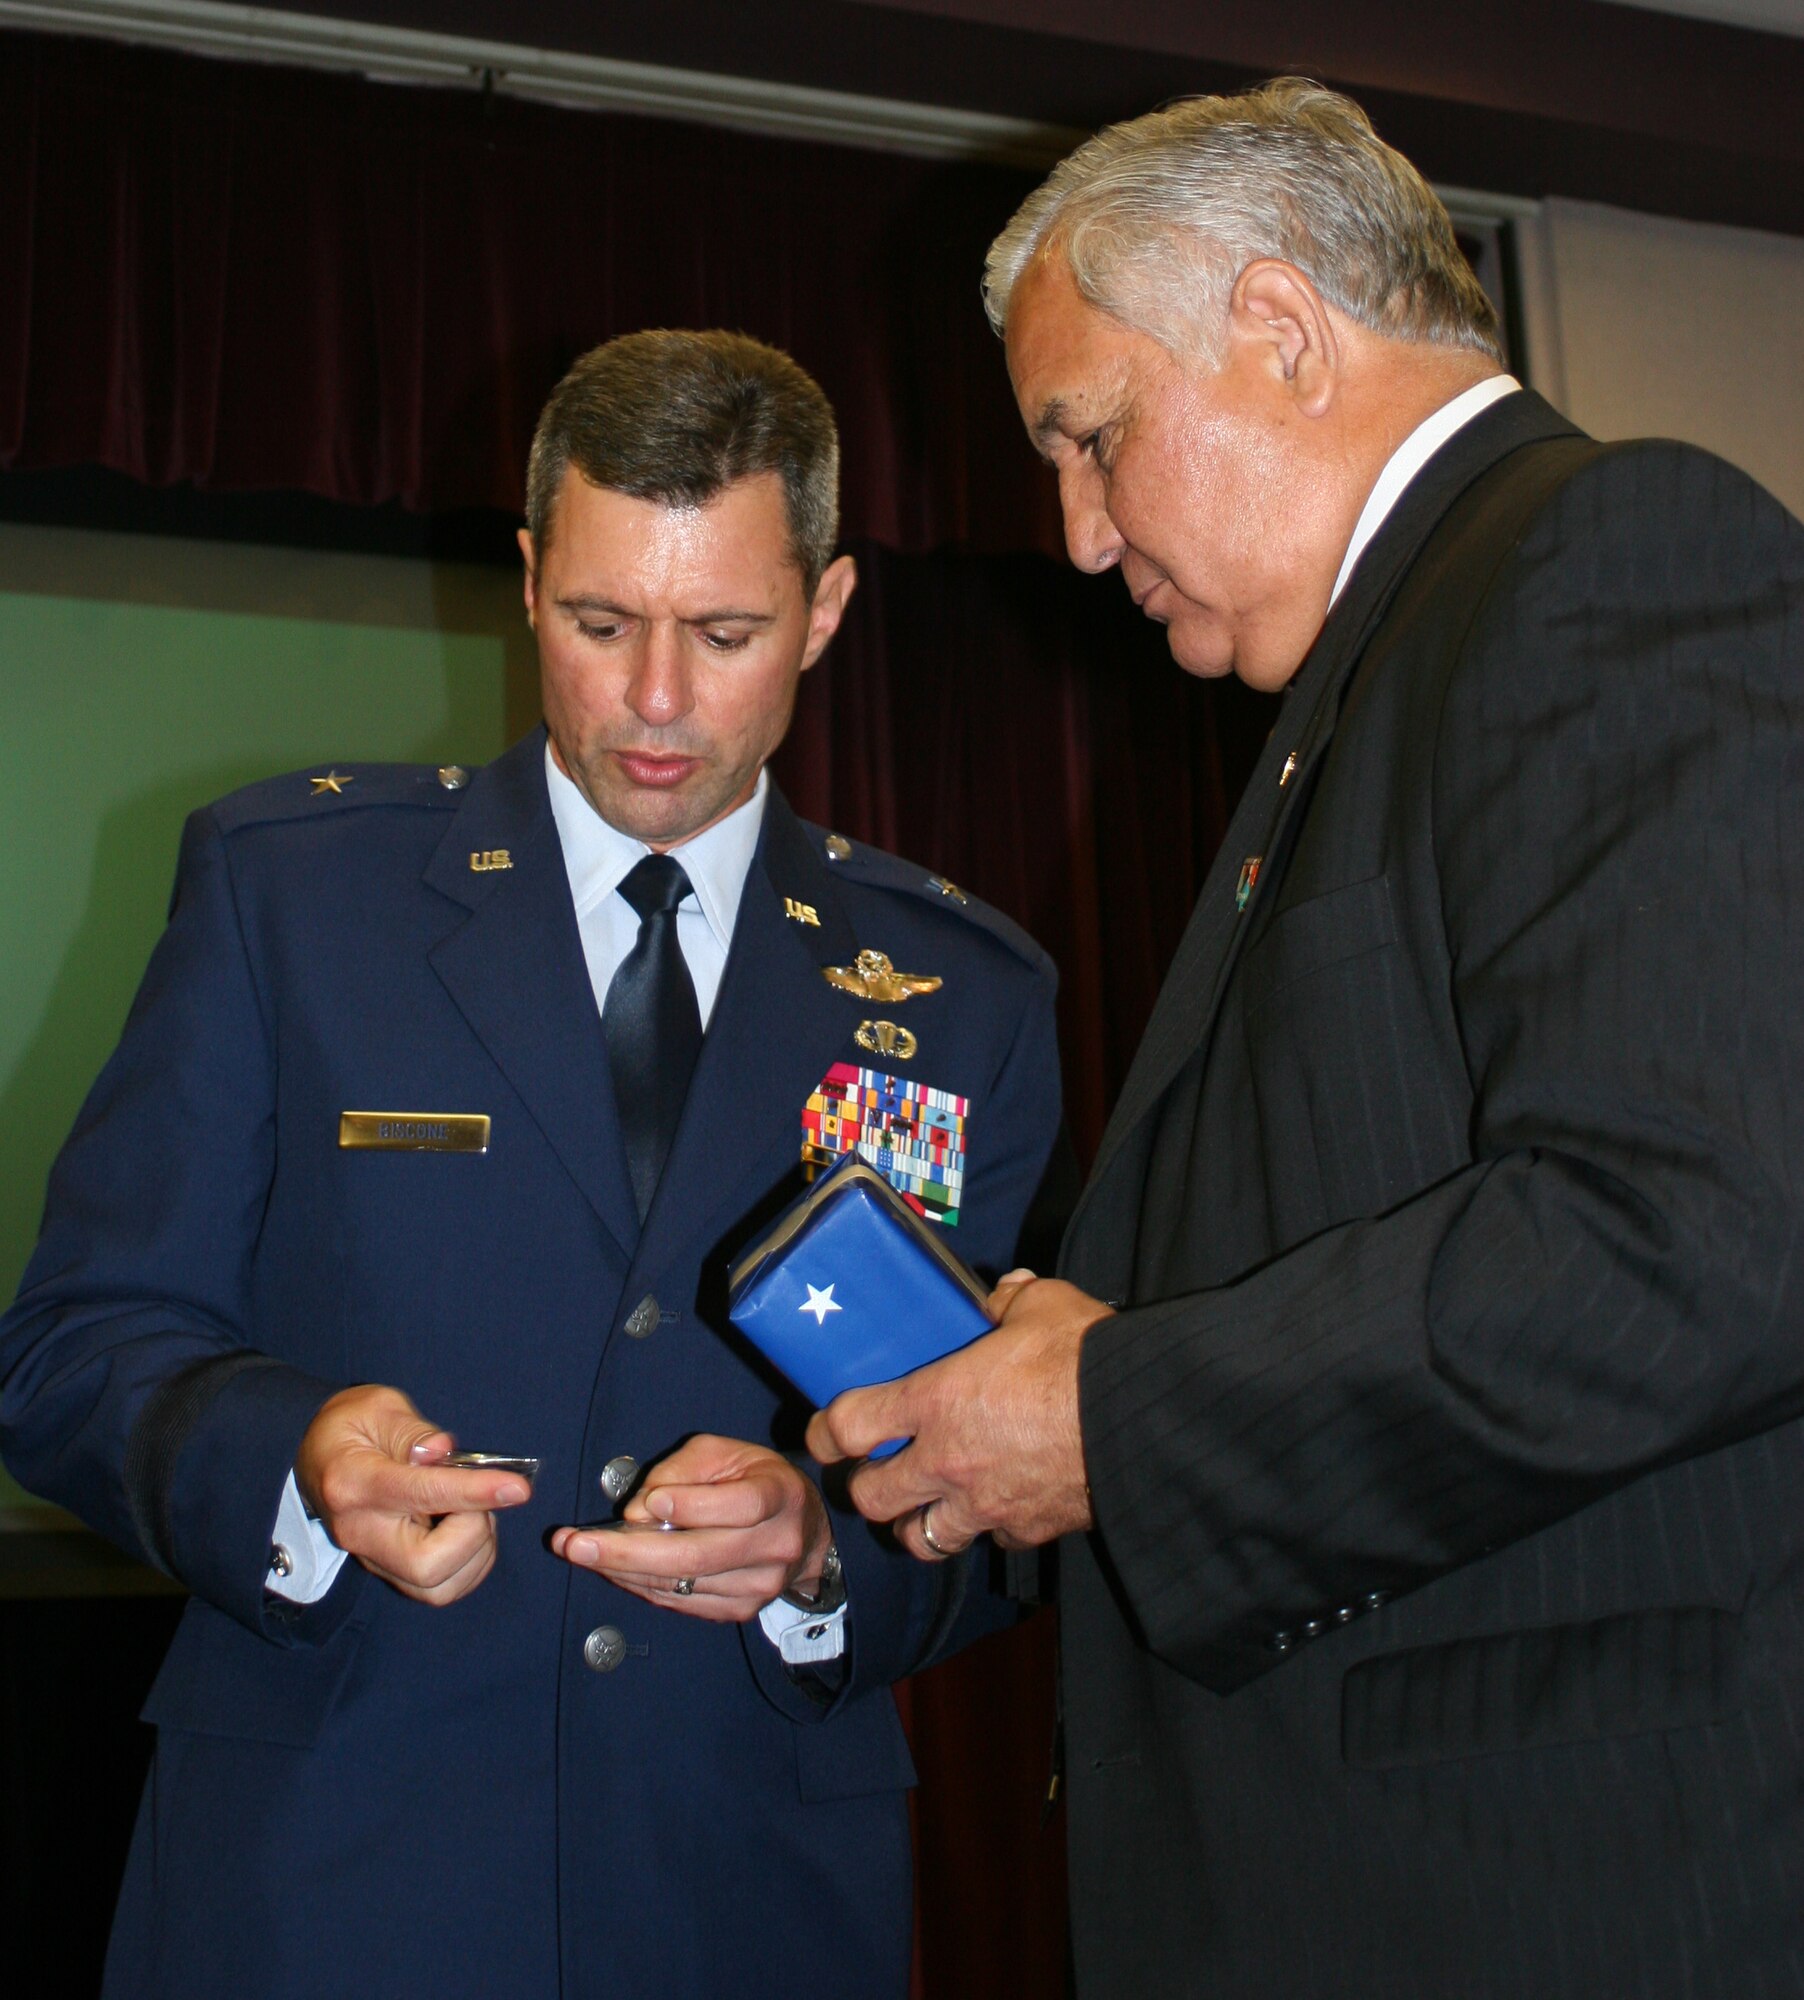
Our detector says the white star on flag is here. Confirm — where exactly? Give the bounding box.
[798,1283,843,1326]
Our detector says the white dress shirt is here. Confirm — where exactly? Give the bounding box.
[1328,374,1521,611]
[271,746,844,1664]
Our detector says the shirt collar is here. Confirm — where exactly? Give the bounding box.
[544,742,769,955]
[1328,374,1522,610]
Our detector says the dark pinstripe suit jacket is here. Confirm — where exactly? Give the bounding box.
[1058,391,1804,1999]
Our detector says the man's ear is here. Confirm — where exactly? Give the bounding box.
[1229,260,1340,417]
[801,553,858,671]
[517,526,539,628]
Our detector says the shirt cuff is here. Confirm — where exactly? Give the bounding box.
[266,1471,350,1603]
[758,1593,848,1664]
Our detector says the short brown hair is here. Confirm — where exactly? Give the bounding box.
[525,329,841,592]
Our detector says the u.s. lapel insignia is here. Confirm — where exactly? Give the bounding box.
[785,897,821,926]
[822,950,942,1003]
[470,849,513,873]
[855,1019,917,1061]
[1235,855,1262,912]
[802,1062,968,1225]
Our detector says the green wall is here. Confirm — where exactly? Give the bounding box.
[0,525,530,1512]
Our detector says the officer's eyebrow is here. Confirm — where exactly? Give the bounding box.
[554,593,775,627]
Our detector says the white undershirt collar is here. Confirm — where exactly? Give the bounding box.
[1328,374,1522,611]
[544,743,767,962]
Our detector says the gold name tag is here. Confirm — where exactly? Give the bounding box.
[338,1112,490,1154]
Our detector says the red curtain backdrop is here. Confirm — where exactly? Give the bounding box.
[1,30,1277,1996]
[0,30,1065,559]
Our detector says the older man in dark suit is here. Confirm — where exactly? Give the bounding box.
[812,78,1804,1997]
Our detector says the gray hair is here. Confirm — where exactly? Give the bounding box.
[526,329,840,593]
[983,77,1501,364]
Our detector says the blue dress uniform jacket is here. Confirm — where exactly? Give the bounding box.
[0,728,1062,2000]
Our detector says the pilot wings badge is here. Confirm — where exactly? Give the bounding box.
[821,949,942,1004]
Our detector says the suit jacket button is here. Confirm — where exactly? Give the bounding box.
[583,1625,628,1673]
[623,1294,660,1340]
[599,1455,640,1502]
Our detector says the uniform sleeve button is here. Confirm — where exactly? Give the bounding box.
[268,1543,294,1579]
[623,1294,660,1340]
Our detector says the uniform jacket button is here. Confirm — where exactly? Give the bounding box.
[599,1455,640,1503]
[268,1543,294,1579]
[584,1625,627,1673]
[1364,1590,1392,1612]
[1300,1618,1325,1641]
[1269,1630,1294,1655]
[623,1294,659,1340]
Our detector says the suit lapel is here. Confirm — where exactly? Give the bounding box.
[632,789,862,1273]
[1070,391,1582,1240]
[425,730,640,1265]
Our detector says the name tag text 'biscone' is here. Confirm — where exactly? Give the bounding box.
[338,1112,491,1153]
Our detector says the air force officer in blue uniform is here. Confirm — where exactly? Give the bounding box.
[0,331,1062,1998]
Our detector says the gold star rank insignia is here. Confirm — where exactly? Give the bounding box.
[822,950,943,1004]
[310,771,353,795]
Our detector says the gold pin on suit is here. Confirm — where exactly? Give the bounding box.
[470,850,513,872]
[822,950,942,1004]
[310,772,353,795]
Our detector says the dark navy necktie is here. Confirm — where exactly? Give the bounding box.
[603,853,704,1221]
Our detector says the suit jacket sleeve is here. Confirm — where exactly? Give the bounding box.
[0,807,355,1642]
[1079,442,1804,1693]
[743,947,1064,1720]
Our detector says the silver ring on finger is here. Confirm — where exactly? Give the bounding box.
[672,1576,695,1596]
[919,1502,952,1559]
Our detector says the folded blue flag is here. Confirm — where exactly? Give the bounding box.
[727,1151,993,1457]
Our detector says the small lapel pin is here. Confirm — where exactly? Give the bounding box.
[927,876,967,904]
[310,771,352,795]
[470,849,513,873]
[822,950,943,1004]
[785,897,821,926]
[1236,856,1263,912]
[1279,751,1298,788]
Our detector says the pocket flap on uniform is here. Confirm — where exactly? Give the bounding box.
[794,1690,919,1802]
[1341,1605,1744,1771]
[141,1597,366,1748]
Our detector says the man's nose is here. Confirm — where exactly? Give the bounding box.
[627,626,695,726]
[1058,462,1123,575]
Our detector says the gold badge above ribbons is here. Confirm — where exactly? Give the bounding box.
[339,1112,491,1154]
[821,950,942,1004]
